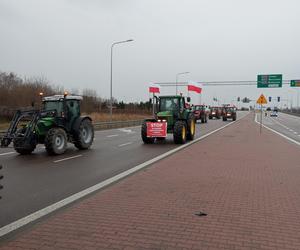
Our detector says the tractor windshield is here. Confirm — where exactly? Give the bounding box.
[43,101,63,114]
[159,98,179,112]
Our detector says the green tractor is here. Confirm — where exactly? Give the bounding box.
[141,95,196,144]
[0,93,94,155]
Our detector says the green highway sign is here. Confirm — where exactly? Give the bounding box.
[257,74,282,88]
[291,80,300,87]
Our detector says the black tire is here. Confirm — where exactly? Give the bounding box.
[223,117,227,121]
[141,121,155,144]
[209,116,212,119]
[74,119,94,150]
[187,116,196,141]
[13,134,36,155]
[45,128,67,155]
[233,115,236,121]
[173,121,187,144]
[201,117,205,123]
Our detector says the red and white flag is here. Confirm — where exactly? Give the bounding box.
[149,83,160,93]
[187,81,202,94]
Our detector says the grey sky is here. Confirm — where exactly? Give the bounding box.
[0,0,299,107]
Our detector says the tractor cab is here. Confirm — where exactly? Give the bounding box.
[41,95,82,131]
[156,95,190,115]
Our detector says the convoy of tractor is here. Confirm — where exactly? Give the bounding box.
[0,91,238,155]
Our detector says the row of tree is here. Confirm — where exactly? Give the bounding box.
[0,71,151,120]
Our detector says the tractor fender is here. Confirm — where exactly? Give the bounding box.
[72,116,93,133]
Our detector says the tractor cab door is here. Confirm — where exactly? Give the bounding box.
[179,97,185,112]
[66,100,80,129]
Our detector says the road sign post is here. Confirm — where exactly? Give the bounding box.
[256,94,268,134]
[257,74,282,88]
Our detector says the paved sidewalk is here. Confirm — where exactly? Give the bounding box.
[1,114,300,250]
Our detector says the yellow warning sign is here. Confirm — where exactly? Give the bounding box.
[256,94,267,104]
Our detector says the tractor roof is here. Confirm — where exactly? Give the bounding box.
[43,95,83,101]
[159,95,184,98]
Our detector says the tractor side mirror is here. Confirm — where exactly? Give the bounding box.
[187,97,191,103]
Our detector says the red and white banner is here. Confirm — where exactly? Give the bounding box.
[146,122,167,137]
[149,83,160,94]
[187,81,202,94]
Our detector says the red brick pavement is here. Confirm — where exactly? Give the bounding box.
[1,114,300,250]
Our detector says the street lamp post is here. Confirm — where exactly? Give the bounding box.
[176,72,190,95]
[110,39,134,121]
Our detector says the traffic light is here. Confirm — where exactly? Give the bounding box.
[277,96,280,102]
[0,165,3,200]
[268,96,272,102]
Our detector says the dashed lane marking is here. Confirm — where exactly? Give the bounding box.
[118,142,133,147]
[0,152,15,156]
[106,134,119,138]
[53,154,83,163]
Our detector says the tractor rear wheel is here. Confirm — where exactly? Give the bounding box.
[141,121,155,144]
[13,129,37,155]
[74,119,94,150]
[45,128,67,155]
[187,117,196,141]
[173,121,187,144]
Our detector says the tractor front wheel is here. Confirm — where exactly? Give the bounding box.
[141,121,155,144]
[74,119,94,150]
[13,128,36,155]
[173,121,187,144]
[45,128,67,155]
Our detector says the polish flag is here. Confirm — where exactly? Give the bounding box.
[149,83,160,93]
[187,81,202,94]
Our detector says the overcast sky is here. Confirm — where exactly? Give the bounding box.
[0,0,299,107]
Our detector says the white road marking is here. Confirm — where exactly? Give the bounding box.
[0,152,15,156]
[255,114,300,147]
[53,154,82,163]
[106,134,119,138]
[0,113,249,237]
[118,128,135,134]
[118,142,133,147]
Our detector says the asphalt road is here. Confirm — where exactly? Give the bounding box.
[0,112,248,228]
[257,112,300,143]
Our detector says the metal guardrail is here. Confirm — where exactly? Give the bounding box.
[93,119,144,130]
[0,119,144,138]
